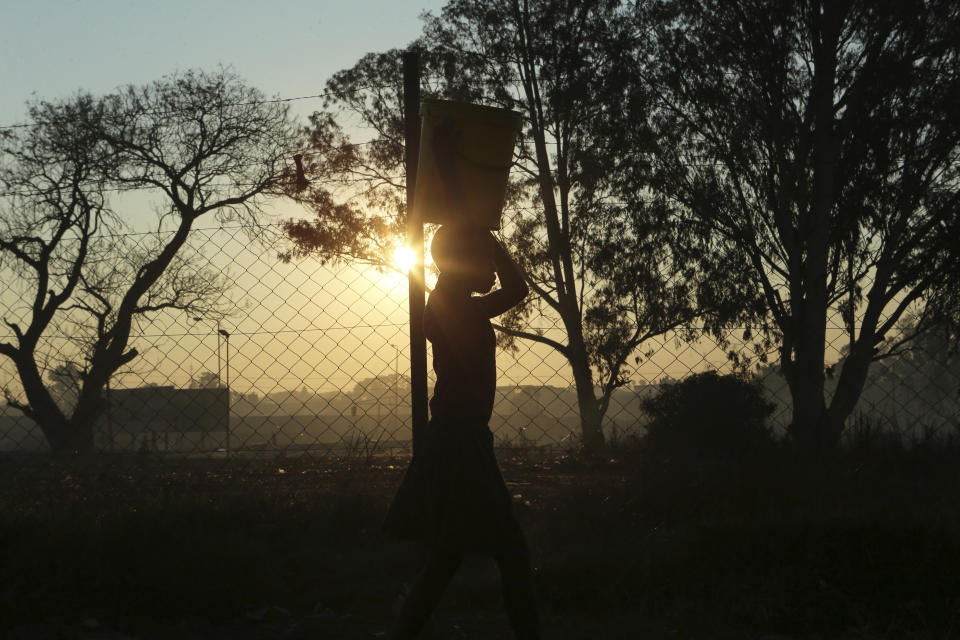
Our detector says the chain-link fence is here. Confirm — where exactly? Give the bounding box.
[1,219,958,464]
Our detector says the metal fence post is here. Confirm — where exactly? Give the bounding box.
[404,49,429,454]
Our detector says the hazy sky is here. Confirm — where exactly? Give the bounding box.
[0,0,447,127]
[0,0,745,398]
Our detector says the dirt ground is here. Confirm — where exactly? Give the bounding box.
[3,454,959,639]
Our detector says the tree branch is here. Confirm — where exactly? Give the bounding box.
[492,321,568,355]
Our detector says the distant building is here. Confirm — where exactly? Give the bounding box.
[96,386,228,452]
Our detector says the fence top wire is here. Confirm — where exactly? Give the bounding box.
[0,86,399,131]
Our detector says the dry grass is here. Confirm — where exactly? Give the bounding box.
[1,442,959,639]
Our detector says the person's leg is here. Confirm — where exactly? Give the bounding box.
[494,544,541,640]
[388,548,463,640]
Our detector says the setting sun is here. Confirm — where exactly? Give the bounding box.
[393,244,416,273]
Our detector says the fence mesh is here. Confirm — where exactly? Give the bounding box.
[1,217,958,465]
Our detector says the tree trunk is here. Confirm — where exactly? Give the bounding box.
[823,340,875,445]
[785,5,841,457]
[567,335,605,452]
[9,344,103,455]
[44,417,96,455]
[10,354,91,454]
[783,315,833,455]
[785,305,840,454]
[786,372,830,455]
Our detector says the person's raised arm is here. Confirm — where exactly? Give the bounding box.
[477,236,529,318]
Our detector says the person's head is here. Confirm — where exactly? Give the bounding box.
[431,224,496,293]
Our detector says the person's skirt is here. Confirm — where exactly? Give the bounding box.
[382,414,525,555]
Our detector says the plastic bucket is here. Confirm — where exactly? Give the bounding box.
[414,99,522,229]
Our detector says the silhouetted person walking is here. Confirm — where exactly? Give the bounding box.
[383,223,540,640]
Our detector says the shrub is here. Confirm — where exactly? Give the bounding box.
[641,371,775,462]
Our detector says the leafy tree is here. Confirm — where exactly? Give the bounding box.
[632,0,960,454]
[283,0,708,451]
[47,362,84,413]
[0,69,297,454]
[861,319,960,435]
[189,370,223,389]
[352,373,412,405]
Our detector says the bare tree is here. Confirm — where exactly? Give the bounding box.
[0,69,298,454]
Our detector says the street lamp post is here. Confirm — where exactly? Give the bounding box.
[193,316,231,455]
[218,328,231,457]
[192,317,223,388]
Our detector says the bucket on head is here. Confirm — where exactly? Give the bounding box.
[414,98,523,230]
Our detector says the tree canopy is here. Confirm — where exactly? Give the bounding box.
[283,0,717,450]
[631,0,960,452]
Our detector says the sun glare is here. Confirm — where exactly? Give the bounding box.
[394,244,416,274]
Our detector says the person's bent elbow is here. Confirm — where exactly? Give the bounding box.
[504,278,528,308]
[515,279,529,302]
